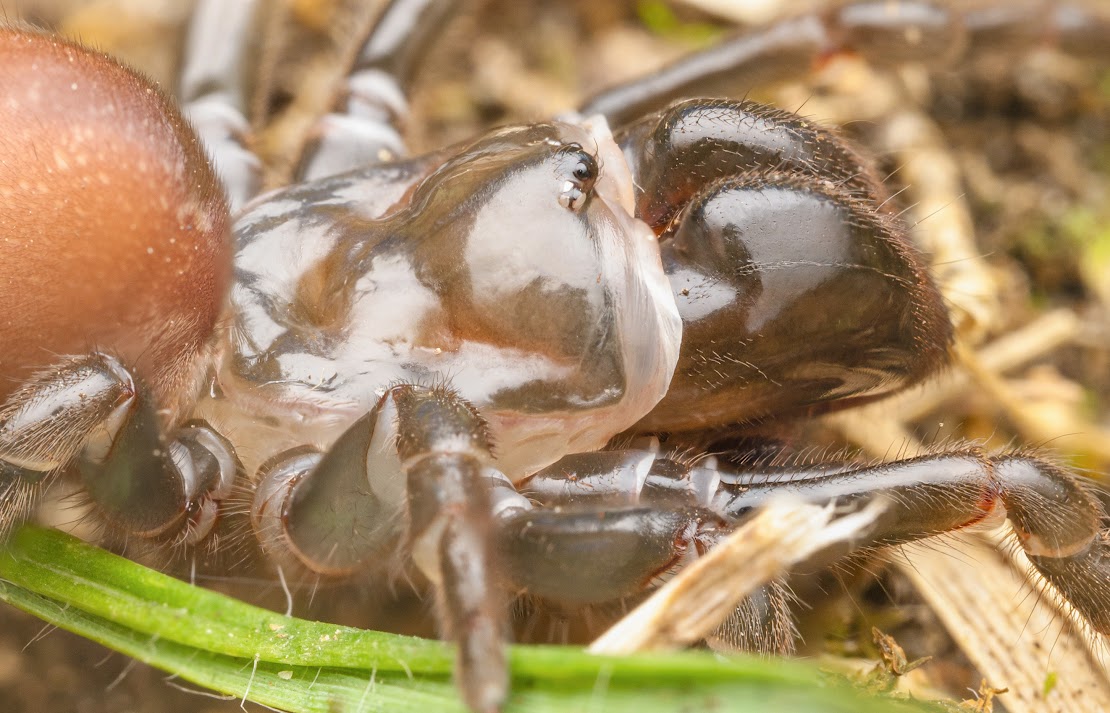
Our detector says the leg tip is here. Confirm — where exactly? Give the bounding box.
[456,620,509,713]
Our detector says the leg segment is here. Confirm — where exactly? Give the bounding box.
[996,459,1110,633]
[294,0,463,180]
[505,451,725,604]
[504,453,796,653]
[251,383,511,713]
[715,452,1110,632]
[250,413,403,577]
[516,447,1110,637]
[581,1,1110,126]
[0,354,238,542]
[497,506,722,605]
[180,0,264,211]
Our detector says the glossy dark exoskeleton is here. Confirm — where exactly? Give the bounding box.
[616,99,950,431]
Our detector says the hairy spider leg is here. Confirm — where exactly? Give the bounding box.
[251,384,511,713]
[503,445,1110,639]
[0,355,239,544]
[582,0,1110,126]
[294,0,464,180]
[180,0,265,212]
[717,453,1110,635]
[184,0,451,204]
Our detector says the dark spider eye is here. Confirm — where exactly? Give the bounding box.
[573,158,595,183]
[570,151,598,187]
[559,149,598,212]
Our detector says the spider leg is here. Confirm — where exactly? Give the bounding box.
[499,506,721,605]
[181,0,265,211]
[502,450,724,605]
[508,445,1109,645]
[716,452,1110,633]
[502,449,798,653]
[497,490,795,653]
[251,383,510,713]
[582,1,1110,126]
[294,0,464,181]
[0,354,239,543]
[181,0,461,209]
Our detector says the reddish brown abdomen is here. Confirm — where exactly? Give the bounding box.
[0,27,230,412]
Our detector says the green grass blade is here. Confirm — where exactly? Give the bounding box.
[0,525,941,712]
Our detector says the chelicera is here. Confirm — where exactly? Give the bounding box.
[2,2,1108,711]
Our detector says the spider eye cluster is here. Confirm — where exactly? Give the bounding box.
[558,146,598,212]
[572,157,596,182]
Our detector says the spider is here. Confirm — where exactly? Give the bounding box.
[1,1,1108,712]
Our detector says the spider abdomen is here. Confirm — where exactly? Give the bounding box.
[0,28,231,416]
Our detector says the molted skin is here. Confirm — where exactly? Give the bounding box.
[0,28,231,415]
[208,119,682,479]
